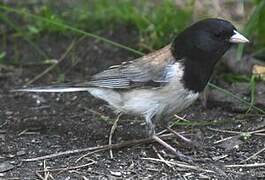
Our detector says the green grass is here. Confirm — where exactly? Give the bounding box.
[247,75,258,113]
[0,12,48,60]
[222,73,251,83]
[0,0,192,51]
[236,0,265,61]
[221,73,262,114]
[1,1,264,55]
[67,0,192,50]
[0,51,6,63]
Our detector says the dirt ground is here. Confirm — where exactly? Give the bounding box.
[0,25,265,179]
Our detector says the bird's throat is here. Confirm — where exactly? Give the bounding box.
[181,57,218,93]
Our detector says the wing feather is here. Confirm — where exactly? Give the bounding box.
[88,45,179,89]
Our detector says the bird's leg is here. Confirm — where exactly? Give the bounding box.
[145,115,156,137]
[145,116,193,163]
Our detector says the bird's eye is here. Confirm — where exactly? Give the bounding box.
[214,32,222,38]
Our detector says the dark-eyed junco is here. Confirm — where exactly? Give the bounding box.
[14,18,249,162]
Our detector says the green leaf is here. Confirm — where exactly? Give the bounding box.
[0,51,6,59]
[27,25,40,34]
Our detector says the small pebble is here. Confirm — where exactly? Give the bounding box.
[16,150,26,156]
[110,171,122,177]
[0,161,14,173]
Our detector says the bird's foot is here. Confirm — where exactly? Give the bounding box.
[152,135,194,164]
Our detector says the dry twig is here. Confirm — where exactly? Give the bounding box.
[152,146,172,167]
[208,127,265,136]
[167,127,192,144]
[44,160,52,180]
[142,157,214,173]
[75,148,108,163]
[0,121,7,128]
[109,113,122,159]
[26,40,77,85]
[18,129,29,136]
[225,163,265,168]
[36,161,95,173]
[22,134,175,162]
[36,160,54,180]
[174,114,188,122]
[241,145,265,163]
[83,176,89,180]
[35,171,45,180]
[213,136,233,144]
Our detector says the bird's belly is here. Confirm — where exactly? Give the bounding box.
[161,90,199,116]
[121,86,199,117]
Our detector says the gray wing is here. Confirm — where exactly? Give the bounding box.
[87,45,179,89]
[12,45,181,93]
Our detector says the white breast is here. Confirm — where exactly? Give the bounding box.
[120,83,199,119]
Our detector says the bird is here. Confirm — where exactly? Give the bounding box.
[13,18,249,162]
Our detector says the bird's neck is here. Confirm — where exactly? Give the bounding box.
[171,44,224,93]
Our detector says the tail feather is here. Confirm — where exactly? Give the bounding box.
[11,84,90,93]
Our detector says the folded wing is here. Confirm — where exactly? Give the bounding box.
[87,45,178,89]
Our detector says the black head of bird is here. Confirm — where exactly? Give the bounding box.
[172,18,249,92]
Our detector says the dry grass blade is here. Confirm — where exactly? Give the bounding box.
[208,127,265,136]
[26,39,77,85]
[142,158,215,173]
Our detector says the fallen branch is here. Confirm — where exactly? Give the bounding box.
[22,134,174,162]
